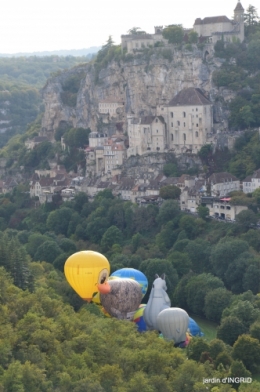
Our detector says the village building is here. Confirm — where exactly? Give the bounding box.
[207,172,240,197]
[243,169,260,194]
[127,115,166,157]
[25,136,49,150]
[121,27,166,54]
[98,99,124,117]
[202,196,247,220]
[157,87,213,154]
[194,1,244,44]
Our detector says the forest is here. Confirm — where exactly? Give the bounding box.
[0,55,92,148]
[0,174,260,390]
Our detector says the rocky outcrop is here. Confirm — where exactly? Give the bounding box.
[41,46,230,134]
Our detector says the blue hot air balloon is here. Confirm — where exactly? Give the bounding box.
[188,317,204,337]
[111,268,148,297]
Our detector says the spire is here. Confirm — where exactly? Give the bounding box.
[234,1,244,12]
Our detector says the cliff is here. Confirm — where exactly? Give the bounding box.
[41,46,232,134]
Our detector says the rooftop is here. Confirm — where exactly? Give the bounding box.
[168,88,211,106]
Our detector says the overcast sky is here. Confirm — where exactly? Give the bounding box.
[0,0,253,54]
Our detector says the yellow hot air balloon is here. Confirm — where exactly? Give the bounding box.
[64,251,110,302]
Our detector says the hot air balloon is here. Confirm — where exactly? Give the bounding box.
[111,268,148,297]
[188,317,204,337]
[64,251,110,302]
[133,304,147,332]
[157,308,189,344]
[98,278,142,320]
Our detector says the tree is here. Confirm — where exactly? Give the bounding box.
[222,300,260,330]
[236,209,257,227]
[204,288,232,323]
[187,337,210,362]
[101,225,123,251]
[185,239,211,274]
[210,240,249,280]
[188,31,198,44]
[167,251,192,277]
[232,334,260,373]
[250,321,260,341]
[186,273,224,315]
[197,205,209,220]
[156,200,180,226]
[34,241,62,263]
[163,163,178,177]
[244,5,260,36]
[46,207,75,235]
[162,25,184,44]
[217,316,247,346]
[159,185,181,200]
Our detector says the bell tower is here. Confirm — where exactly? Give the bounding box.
[234,1,244,41]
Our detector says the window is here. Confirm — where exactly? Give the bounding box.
[157,130,158,133]
[196,108,198,111]
[196,124,198,127]
[183,133,186,141]
[195,131,198,137]
[177,121,180,126]
[171,112,173,118]
[171,134,174,141]
[155,118,158,123]
[171,122,173,127]
[184,122,186,127]
[183,112,186,118]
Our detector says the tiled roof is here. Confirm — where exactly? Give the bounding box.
[208,172,239,184]
[140,116,165,125]
[194,16,231,25]
[168,88,211,106]
[39,178,53,187]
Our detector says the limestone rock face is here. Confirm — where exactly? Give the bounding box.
[41,47,230,134]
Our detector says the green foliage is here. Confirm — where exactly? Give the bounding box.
[163,163,179,177]
[162,25,184,44]
[217,316,247,346]
[204,288,232,323]
[232,334,260,373]
[63,127,91,148]
[60,71,86,107]
[159,185,181,200]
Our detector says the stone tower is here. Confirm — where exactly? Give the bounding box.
[234,0,245,42]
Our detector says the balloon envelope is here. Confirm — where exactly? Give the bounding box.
[100,278,142,319]
[64,251,110,302]
[111,268,148,296]
[157,308,189,344]
[133,304,147,332]
[188,317,204,337]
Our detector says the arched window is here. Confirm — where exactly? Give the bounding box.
[195,131,199,137]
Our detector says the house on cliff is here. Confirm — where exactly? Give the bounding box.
[194,1,244,44]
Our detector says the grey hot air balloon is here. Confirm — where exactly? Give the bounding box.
[99,278,142,320]
[157,308,189,344]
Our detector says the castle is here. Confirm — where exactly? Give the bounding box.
[127,88,213,156]
[121,1,244,52]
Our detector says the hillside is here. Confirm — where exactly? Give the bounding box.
[0,56,94,148]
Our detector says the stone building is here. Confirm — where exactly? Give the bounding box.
[121,27,166,54]
[157,87,213,154]
[202,196,247,221]
[104,138,126,174]
[98,99,124,116]
[89,132,108,148]
[127,115,166,157]
[243,169,260,194]
[207,172,240,197]
[194,1,244,44]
